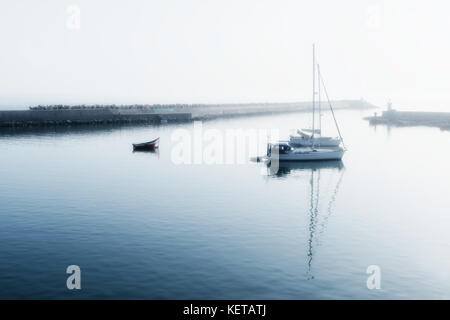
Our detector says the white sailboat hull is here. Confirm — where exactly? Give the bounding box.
[270,147,345,161]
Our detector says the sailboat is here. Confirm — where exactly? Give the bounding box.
[267,44,346,161]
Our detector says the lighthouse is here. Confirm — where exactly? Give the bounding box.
[387,100,393,111]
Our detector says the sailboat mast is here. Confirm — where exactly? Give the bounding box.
[318,63,321,145]
[317,64,322,140]
[312,44,316,138]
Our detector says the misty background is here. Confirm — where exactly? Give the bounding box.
[1,0,449,111]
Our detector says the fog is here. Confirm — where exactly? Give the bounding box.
[1,0,449,111]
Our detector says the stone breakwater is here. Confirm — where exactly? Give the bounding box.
[0,108,191,127]
[365,109,450,130]
[0,100,375,127]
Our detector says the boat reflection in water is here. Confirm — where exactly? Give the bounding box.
[266,160,345,279]
[132,145,160,159]
[266,159,344,177]
[132,148,159,156]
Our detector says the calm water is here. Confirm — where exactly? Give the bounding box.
[1,109,450,299]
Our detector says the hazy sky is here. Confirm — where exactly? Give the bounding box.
[1,0,450,110]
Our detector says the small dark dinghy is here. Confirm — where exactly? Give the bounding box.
[133,137,159,151]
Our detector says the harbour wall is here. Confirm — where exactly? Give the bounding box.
[366,110,450,130]
[382,110,450,121]
[0,100,375,127]
[0,109,191,127]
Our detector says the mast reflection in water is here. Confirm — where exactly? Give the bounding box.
[266,160,345,279]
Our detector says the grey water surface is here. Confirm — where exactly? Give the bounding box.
[1,109,449,299]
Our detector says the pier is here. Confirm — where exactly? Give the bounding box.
[365,109,450,130]
[0,99,375,128]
